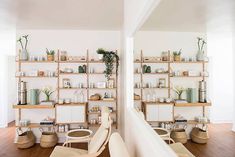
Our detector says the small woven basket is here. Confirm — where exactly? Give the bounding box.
[191,127,209,144]
[17,128,36,149]
[170,128,188,144]
[40,128,58,148]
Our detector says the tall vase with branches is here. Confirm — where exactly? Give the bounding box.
[17,35,29,61]
[96,48,119,81]
[196,37,207,61]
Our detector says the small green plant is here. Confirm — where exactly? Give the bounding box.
[42,86,55,101]
[173,49,182,56]
[197,37,207,52]
[17,35,29,50]
[97,48,119,81]
[46,48,55,55]
[173,86,185,100]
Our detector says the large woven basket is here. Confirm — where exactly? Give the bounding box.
[17,130,36,149]
[170,128,187,144]
[40,131,58,148]
[190,127,209,144]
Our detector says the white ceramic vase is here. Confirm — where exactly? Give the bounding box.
[20,49,28,61]
[196,50,204,61]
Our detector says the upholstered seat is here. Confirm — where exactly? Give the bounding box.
[109,133,130,157]
[50,146,88,157]
[50,106,112,157]
[169,142,195,157]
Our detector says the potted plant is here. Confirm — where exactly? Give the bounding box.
[173,86,185,100]
[46,48,55,61]
[96,48,119,81]
[17,35,29,61]
[173,49,182,61]
[41,86,55,102]
[196,37,207,61]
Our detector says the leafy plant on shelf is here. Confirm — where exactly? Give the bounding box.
[173,86,185,100]
[197,37,207,53]
[97,48,119,80]
[46,48,55,55]
[173,49,182,56]
[42,86,55,101]
[17,35,29,50]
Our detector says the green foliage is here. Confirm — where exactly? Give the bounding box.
[197,37,207,52]
[173,49,182,56]
[97,48,119,80]
[173,86,185,99]
[17,35,29,49]
[46,48,55,55]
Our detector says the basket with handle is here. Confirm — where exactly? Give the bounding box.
[39,127,58,148]
[190,125,209,144]
[170,124,187,144]
[16,128,36,149]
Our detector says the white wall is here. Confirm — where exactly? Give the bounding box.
[15,30,121,141]
[123,0,177,156]
[207,32,234,123]
[0,29,16,127]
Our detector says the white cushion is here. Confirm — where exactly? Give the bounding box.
[109,133,130,157]
[88,126,108,154]
[169,143,195,157]
[50,146,88,157]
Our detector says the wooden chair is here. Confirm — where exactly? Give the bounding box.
[50,107,112,157]
[109,133,130,157]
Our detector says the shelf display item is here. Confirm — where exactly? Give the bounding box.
[158,78,166,88]
[63,78,71,88]
[29,89,40,105]
[199,80,207,102]
[18,81,27,105]
[134,93,141,100]
[73,91,79,103]
[90,93,101,101]
[143,65,151,73]
[96,82,106,88]
[79,91,85,102]
[60,51,67,61]
[186,88,197,103]
[107,79,115,88]
[161,51,169,61]
[78,65,86,73]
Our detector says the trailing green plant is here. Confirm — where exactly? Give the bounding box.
[97,48,119,80]
[46,48,55,55]
[197,37,207,53]
[17,35,29,50]
[173,49,182,56]
[173,86,185,100]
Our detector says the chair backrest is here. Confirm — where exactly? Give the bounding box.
[109,133,130,157]
[88,106,112,154]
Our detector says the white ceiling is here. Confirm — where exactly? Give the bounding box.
[141,0,235,32]
[0,0,123,30]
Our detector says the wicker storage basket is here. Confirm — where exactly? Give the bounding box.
[170,128,187,144]
[190,127,209,144]
[17,129,36,149]
[40,130,58,148]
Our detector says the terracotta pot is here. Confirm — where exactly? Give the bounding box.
[47,55,54,61]
[174,55,181,61]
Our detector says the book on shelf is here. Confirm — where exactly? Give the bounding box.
[40,101,55,105]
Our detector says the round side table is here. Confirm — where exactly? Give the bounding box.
[65,129,93,147]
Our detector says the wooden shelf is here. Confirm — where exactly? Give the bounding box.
[142,87,170,90]
[170,76,208,78]
[16,61,57,63]
[143,61,170,63]
[143,73,169,75]
[171,61,208,64]
[142,101,174,105]
[59,61,87,63]
[56,103,87,106]
[16,76,58,78]
[59,87,87,90]
[59,73,87,75]
[187,120,210,124]
[174,102,211,107]
[13,105,55,109]
[88,99,116,102]
[89,88,116,90]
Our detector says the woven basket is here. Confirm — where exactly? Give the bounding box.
[170,128,187,144]
[17,129,36,149]
[191,127,209,144]
[40,131,58,148]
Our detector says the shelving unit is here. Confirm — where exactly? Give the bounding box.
[14,49,119,129]
[134,50,211,124]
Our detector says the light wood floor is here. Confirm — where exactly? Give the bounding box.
[0,122,109,157]
[0,122,235,157]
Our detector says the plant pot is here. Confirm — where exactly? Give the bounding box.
[174,55,181,61]
[20,49,28,61]
[196,51,205,61]
[47,55,54,61]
